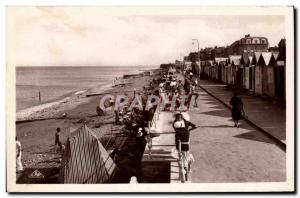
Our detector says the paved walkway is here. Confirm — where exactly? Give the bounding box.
[188,89,286,182]
[141,76,286,183]
[199,80,286,144]
[142,89,285,183]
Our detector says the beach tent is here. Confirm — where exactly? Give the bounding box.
[60,125,117,184]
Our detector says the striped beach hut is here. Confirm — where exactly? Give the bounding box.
[60,125,117,183]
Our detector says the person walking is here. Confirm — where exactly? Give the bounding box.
[230,92,244,127]
[16,137,23,173]
[183,79,191,95]
[172,112,196,158]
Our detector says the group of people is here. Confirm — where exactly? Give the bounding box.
[166,66,244,181]
[154,67,199,181]
[156,69,200,112]
[16,65,246,184]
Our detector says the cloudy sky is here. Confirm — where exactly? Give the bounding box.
[7,7,285,67]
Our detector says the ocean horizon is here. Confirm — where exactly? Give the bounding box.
[16,66,158,111]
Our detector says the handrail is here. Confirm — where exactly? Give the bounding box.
[149,96,162,130]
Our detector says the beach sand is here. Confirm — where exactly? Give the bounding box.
[16,74,152,183]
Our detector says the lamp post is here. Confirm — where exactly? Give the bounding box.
[192,39,201,81]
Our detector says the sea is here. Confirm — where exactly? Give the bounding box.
[16,66,158,111]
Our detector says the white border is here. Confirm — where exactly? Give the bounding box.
[5,5,295,193]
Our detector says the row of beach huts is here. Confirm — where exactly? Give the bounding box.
[198,49,286,102]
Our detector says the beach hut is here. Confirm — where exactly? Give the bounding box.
[213,63,218,80]
[224,65,228,84]
[274,46,286,101]
[244,55,253,90]
[229,55,241,86]
[218,61,226,82]
[227,62,234,85]
[221,63,226,83]
[60,125,117,183]
[259,52,277,97]
[201,60,212,80]
[207,60,214,80]
[248,55,256,92]
[234,58,242,87]
[215,57,228,82]
[241,53,250,89]
[223,59,230,84]
[254,52,263,94]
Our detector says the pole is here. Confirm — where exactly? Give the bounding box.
[38,91,41,103]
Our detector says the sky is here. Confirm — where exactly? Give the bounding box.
[7,7,285,67]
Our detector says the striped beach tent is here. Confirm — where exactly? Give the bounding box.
[60,124,117,183]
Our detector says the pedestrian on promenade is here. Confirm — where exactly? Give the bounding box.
[135,127,147,160]
[186,85,199,108]
[172,112,196,158]
[184,79,191,95]
[230,92,244,127]
[16,137,23,173]
[177,80,184,94]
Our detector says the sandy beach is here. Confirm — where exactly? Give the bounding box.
[16,73,153,183]
[16,83,116,122]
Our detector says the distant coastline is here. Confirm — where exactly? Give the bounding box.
[16,66,158,112]
[16,66,158,121]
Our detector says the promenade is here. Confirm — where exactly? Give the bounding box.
[199,80,286,144]
[188,88,285,182]
[141,78,286,183]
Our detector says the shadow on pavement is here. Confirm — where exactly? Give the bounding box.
[199,93,281,147]
[233,131,276,145]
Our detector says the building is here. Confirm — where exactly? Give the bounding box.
[228,34,269,55]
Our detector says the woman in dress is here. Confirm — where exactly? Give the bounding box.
[230,92,244,127]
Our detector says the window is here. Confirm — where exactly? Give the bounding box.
[261,39,266,44]
[252,38,260,44]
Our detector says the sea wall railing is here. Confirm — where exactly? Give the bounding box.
[149,95,163,130]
